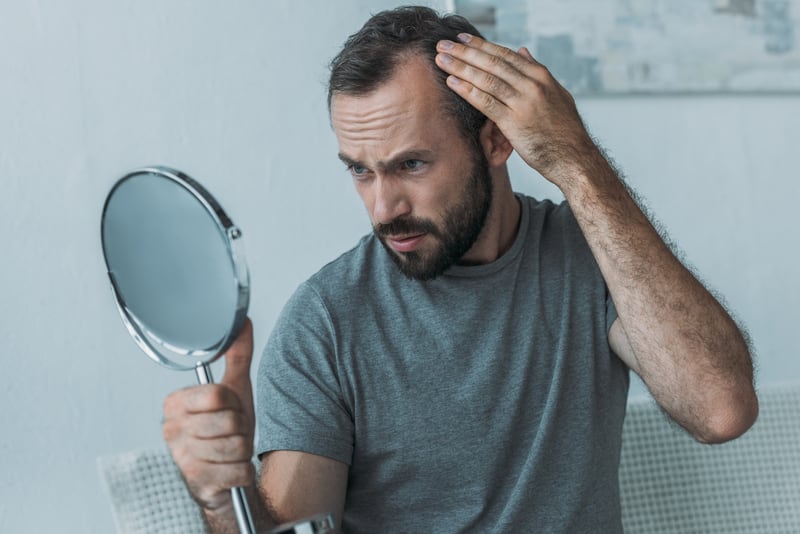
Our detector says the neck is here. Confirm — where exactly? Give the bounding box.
[458,167,521,265]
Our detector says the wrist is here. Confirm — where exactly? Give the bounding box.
[535,134,600,190]
[203,499,239,534]
[555,145,619,202]
[203,485,275,534]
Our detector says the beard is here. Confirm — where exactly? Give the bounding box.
[373,151,493,281]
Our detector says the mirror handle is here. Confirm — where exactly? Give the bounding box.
[195,363,257,534]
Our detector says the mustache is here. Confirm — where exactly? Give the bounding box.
[374,216,440,239]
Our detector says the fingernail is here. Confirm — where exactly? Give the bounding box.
[438,53,453,65]
[438,39,454,50]
[457,33,473,43]
[447,75,461,86]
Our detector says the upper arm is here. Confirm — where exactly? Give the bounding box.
[258,450,349,529]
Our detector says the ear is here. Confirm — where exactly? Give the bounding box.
[478,120,514,168]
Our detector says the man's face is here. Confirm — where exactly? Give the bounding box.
[331,56,492,280]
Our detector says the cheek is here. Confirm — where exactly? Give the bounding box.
[418,173,465,215]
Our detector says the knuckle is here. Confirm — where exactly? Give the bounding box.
[193,486,216,505]
[534,63,554,82]
[483,72,501,93]
[208,411,239,438]
[172,446,198,478]
[201,384,232,411]
[526,79,545,99]
[478,90,496,109]
[213,412,234,436]
[161,418,180,441]
[488,52,506,68]
[498,46,515,62]
[179,457,254,505]
[162,391,182,416]
[192,480,228,508]
[182,459,204,482]
[206,385,226,407]
[225,462,252,487]
[190,462,254,504]
[225,411,247,435]
[225,434,252,459]
[233,462,256,487]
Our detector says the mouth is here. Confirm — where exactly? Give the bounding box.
[385,233,427,253]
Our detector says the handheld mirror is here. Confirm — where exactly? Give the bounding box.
[101,166,255,533]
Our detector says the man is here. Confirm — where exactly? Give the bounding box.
[163,6,758,532]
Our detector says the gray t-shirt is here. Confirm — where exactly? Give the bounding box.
[256,195,630,532]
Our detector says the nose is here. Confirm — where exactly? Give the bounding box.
[371,175,411,226]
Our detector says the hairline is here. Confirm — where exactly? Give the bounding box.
[328,49,482,151]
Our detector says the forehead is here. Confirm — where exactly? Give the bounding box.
[330,56,459,160]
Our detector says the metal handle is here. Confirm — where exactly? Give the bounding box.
[196,363,257,534]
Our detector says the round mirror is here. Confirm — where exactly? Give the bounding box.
[100,166,334,534]
[101,166,249,371]
[101,166,256,533]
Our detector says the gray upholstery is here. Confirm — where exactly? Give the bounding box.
[98,449,207,533]
[99,384,800,533]
[620,383,800,533]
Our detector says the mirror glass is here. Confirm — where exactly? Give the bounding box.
[101,167,249,370]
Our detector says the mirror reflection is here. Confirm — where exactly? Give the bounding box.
[101,167,248,368]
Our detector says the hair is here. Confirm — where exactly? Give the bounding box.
[327,5,487,149]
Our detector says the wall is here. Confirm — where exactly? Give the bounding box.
[511,94,800,396]
[0,1,797,531]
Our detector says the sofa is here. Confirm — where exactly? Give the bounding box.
[99,383,800,533]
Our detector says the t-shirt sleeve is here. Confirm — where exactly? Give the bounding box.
[606,290,618,335]
[555,199,619,336]
[255,281,354,465]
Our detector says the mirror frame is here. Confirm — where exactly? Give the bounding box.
[101,166,250,371]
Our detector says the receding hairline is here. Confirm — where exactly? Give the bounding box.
[327,41,440,104]
[329,51,456,120]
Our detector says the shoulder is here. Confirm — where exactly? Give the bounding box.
[517,193,597,271]
[276,233,390,325]
[518,194,578,229]
[517,194,585,245]
[306,233,386,297]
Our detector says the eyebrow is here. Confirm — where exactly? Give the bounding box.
[338,150,436,172]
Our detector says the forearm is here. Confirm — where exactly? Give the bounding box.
[203,449,347,533]
[559,147,757,442]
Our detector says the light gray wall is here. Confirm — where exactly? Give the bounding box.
[0,1,797,532]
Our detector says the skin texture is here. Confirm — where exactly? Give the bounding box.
[161,33,758,534]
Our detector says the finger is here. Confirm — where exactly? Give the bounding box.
[221,318,255,417]
[165,409,250,440]
[518,46,537,64]
[190,434,254,464]
[222,318,254,391]
[440,71,509,124]
[453,33,541,78]
[163,384,242,418]
[437,38,528,88]
[435,50,519,106]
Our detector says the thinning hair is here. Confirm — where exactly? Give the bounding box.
[327,5,487,148]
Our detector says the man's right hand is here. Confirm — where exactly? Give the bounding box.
[162,318,257,515]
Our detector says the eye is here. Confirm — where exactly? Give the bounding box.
[402,159,424,171]
[348,164,369,177]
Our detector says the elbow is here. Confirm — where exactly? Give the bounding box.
[694,387,759,445]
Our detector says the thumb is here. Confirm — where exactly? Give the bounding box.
[221,318,255,417]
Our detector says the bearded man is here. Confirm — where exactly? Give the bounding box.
[162,6,757,533]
